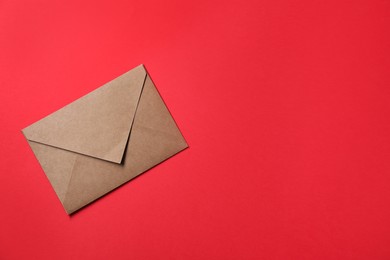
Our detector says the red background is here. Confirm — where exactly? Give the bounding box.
[1,0,390,259]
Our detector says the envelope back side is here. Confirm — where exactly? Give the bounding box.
[22,65,188,214]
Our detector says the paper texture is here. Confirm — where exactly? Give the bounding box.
[22,65,188,214]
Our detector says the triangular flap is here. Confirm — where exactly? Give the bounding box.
[23,65,147,163]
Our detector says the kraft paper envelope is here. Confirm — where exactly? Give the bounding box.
[22,65,188,214]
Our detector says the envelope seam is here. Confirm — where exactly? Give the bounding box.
[60,152,79,209]
[119,73,148,164]
[25,139,123,164]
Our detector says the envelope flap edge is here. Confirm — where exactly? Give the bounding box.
[22,65,147,164]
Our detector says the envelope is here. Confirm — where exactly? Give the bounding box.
[22,64,188,214]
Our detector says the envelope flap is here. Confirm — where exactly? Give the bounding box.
[22,65,147,164]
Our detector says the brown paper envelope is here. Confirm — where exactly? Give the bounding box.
[22,65,188,214]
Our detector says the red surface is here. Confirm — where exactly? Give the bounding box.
[1,0,390,259]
